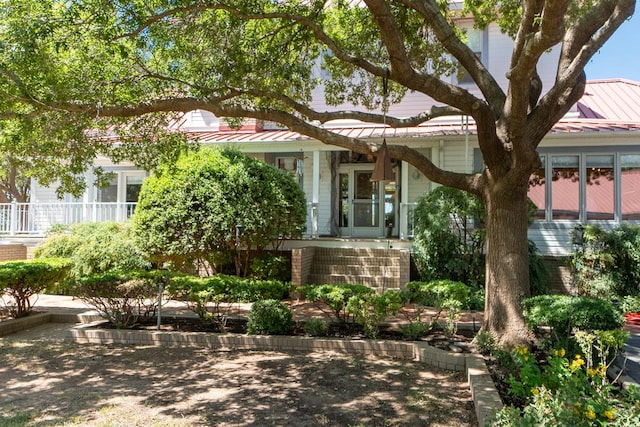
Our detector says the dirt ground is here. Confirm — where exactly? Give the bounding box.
[0,323,476,427]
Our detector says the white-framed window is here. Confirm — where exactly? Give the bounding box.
[457,27,487,85]
[528,150,640,223]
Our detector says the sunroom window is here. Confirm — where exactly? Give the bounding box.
[621,154,640,220]
[586,155,615,220]
[551,155,580,220]
[530,151,640,223]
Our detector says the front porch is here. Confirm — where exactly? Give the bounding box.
[0,201,418,240]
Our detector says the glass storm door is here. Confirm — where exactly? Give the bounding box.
[339,168,387,237]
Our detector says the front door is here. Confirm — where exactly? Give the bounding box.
[339,167,397,237]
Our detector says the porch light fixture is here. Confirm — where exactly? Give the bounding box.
[371,69,395,183]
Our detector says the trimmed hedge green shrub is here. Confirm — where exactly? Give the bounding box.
[407,280,469,308]
[73,270,171,328]
[302,318,331,337]
[34,222,150,280]
[346,290,404,339]
[0,258,71,318]
[399,321,431,341]
[167,274,292,331]
[246,299,294,335]
[522,295,625,340]
[133,147,306,276]
[298,284,374,324]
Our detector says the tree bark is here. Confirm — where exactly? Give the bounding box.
[482,172,535,347]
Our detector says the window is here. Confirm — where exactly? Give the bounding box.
[458,28,485,84]
[528,155,546,220]
[586,155,614,220]
[551,155,580,220]
[621,155,640,220]
[531,151,640,223]
[98,176,118,203]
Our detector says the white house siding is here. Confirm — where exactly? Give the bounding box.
[443,139,475,174]
[405,148,432,204]
[302,150,334,237]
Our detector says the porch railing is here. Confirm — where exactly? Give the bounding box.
[0,202,137,236]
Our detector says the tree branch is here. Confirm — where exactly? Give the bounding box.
[395,0,506,114]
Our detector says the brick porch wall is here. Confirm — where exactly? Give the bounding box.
[0,244,27,262]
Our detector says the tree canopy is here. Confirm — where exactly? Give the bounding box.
[0,0,634,346]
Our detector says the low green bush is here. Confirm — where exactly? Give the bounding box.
[246,299,294,335]
[298,284,374,324]
[73,270,169,328]
[406,280,470,307]
[232,277,293,302]
[345,290,404,339]
[399,321,431,341]
[302,318,331,337]
[250,253,290,282]
[0,258,71,318]
[522,295,625,345]
[621,295,640,313]
[34,222,150,279]
[492,336,637,426]
[406,280,470,335]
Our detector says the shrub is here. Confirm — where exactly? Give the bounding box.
[0,258,71,318]
[298,284,374,324]
[345,290,404,339]
[133,147,306,276]
[250,253,290,282]
[570,224,640,298]
[407,280,471,336]
[492,343,638,426]
[412,187,485,287]
[34,222,150,281]
[399,321,431,341]
[246,299,294,335]
[621,295,640,313]
[407,279,470,307]
[73,270,169,328]
[302,318,331,337]
[411,187,549,295]
[523,295,625,344]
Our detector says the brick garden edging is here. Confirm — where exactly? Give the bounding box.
[2,313,502,426]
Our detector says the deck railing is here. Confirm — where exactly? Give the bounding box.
[0,201,416,238]
[0,202,137,236]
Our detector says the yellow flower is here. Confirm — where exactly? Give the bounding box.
[553,348,566,358]
[531,387,539,396]
[604,409,615,420]
[570,355,585,371]
[585,409,596,420]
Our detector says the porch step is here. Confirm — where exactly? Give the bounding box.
[301,247,407,290]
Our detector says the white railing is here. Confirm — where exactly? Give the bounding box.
[0,202,137,236]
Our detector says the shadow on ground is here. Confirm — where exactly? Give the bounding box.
[0,323,475,426]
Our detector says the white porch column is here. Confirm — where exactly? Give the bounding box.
[311,150,320,238]
[400,161,409,240]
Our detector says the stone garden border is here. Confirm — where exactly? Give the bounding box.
[1,312,502,426]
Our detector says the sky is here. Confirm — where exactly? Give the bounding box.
[584,2,640,81]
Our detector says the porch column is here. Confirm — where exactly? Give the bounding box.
[311,150,320,238]
[400,161,409,240]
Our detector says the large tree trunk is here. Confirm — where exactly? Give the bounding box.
[482,175,535,347]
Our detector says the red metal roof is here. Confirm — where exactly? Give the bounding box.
[169,79,640,144]
[577,79,640,121]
